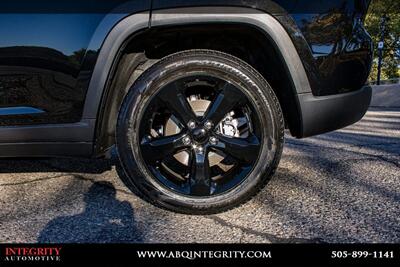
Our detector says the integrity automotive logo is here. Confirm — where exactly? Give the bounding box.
[2,247,62,263]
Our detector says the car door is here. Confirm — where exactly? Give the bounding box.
[0,0,151,126]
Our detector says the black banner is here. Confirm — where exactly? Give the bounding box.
[0,244,398,266]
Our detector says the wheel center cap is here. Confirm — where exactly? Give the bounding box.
[192,128,208,143]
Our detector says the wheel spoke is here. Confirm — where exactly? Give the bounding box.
[212,134,261,164]
[162,156,190,178]
[203,82,246,126]
[140,133,188,163]
[189,149,211,196]
[157,82,197,126]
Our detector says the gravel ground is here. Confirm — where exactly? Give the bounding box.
[0,108,399,243]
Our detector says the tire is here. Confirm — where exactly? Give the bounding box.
[116,49,284,214]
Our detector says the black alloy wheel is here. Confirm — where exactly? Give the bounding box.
[117,50,284,214]
[139,75,262,196]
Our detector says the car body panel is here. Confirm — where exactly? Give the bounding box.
[0,0,151,126]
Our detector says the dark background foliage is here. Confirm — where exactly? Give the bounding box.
[364,0,400,81]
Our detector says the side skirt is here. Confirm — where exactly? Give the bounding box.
[0,119,95,157]
[0,142,93,158]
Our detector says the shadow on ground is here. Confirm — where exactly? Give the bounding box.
[38,181,143,243]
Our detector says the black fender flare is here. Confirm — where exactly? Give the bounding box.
[89,7,311,156]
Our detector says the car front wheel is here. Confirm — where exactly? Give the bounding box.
[116,50,284,214]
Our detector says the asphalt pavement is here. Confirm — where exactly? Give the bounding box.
[0,107,399,243]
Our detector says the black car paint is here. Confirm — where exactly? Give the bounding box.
[0,1,151,125]
[151,0,373,96]
[0,0,373,157]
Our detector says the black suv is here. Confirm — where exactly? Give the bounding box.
[0,1,373,214]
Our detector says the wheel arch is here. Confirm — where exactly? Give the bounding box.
[89,7,312,157]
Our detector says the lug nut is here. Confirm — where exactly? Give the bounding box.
[196,146,204,153]
[183,136,191,145]
[188,121,196,129]
[209,137,218,145]
[204,121,214,130]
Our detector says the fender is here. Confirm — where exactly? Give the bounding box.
[92,7,311,156]
[82,12,150,119]
[87,7,311,119]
